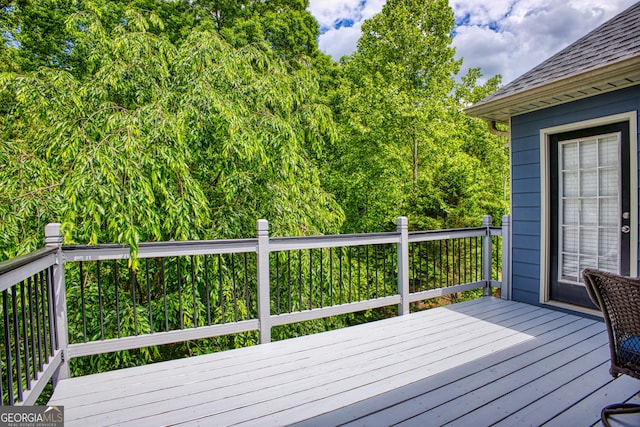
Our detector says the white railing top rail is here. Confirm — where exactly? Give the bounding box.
[62,238,259,261]
[58,227,499,261]
[0,247,57,293]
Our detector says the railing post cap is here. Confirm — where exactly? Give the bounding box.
[397,216,408,227]
[45,223,63,245]
[502,215,511,224]
[45,223,62,235]
[482,215,492,226]
[257,219,269,233]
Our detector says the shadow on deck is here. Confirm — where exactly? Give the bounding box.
[48,297,640,426]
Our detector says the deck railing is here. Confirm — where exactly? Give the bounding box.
[0,215,510,406]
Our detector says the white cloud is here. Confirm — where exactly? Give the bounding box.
[308,0,385,61]
[452,0,638,83]
[318,24,364,61]
[309,0,638,84]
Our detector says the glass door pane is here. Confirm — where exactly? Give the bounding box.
[558,133,620,284]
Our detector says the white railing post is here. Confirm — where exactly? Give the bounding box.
[257,219,271,344]
[482,215,493,297]
[397,217,410,315]
[45,223,70,382]
[501,215,512,300]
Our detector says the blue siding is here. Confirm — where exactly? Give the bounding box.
[511,149,539,167]
[511,192,538,208]
[512,163,541,180]
[510,85,640,306]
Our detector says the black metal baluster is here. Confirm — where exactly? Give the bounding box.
[425,241,429,290]
[20,280,31,391]
[204,256,211,326]
[80,262,87,342]
[3,290,14,405]
[339,247,343,304]
[365,245,370,299]
[471,236,475,282]
[113,260,121,338]
[490,237,498,279]
[329,247,333,306]
[460,238,464,284]
[40,269,50,359]
[190,256,197,327]
[298,250,303,311]
[130,267,138,335]
[374,245,379,298]
[287,251,292,313]
[447,240,451,286]
[12,286,22,401]
[243,254,250,318]
[495,236,501,281]
[276,253,281,315]
[27,276,37,380]
[218,255,224,323]
[49,265,59,350]
[410,241,415,293]
[382,246,387,297]
[455,239,460,286]
[33,272,43,372]
[474,236,479,282]
[161,258,169,332]
[415,242,420,292]
[463,237,467,284]
[451,239,456,286]
[469,237,474,283]
[177,257,184,329]
[348,247,352,303]
[231,254,238,322]
[319,248,324,308]
[308,249,313,310]
[357,246,361,301]
[425,241,430,289]
[146,259,153,332]
[439,240,444,289]
[97,261,105,339]
[427,242,438,289]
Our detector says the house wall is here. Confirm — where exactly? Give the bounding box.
[510,85,640,306]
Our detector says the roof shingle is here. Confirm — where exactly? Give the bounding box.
[472,1,640,109]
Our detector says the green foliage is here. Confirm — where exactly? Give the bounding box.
[0,0,509,379]
[323,0,508,232]
[0,5,343,260]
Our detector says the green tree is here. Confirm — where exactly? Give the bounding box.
[0,6,342,261]
[324,0,508,232]
[325,0,457,231]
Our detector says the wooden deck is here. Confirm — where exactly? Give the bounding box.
[49,297,640,426]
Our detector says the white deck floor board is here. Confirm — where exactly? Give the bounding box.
[54,297,502,397]
[48,297,640,426]
[55,300,530,413]
[227,310,571,427]
[70,302,543,425]
[543,373,640,426]
[293,315,596,427]
[338,320,606,426]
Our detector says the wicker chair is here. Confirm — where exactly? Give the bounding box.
[583,268,640,427]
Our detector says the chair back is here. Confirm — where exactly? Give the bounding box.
[583,268,640,380]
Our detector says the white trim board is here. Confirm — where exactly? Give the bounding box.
[539,111,639,305]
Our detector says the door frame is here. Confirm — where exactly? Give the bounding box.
[539,111,638,314]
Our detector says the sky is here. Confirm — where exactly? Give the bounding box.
[308,0,638,85]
